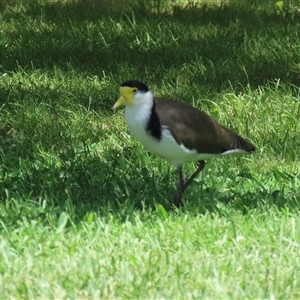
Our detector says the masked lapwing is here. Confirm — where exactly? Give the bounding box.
[113,80,255,207]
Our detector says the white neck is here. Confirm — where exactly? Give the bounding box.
[125,91,154,129]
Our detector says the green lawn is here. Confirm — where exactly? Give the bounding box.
[1,0,300,298]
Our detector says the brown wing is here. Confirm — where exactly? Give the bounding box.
[154,98,255,154]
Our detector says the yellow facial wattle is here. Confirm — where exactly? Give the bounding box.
[113,86,136,109]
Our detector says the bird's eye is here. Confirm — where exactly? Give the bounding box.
[133,88,137,93]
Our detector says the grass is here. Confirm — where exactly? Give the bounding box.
[0,0,300,298]
[2,210,300,298]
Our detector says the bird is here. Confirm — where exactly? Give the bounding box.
[113,80,255,207]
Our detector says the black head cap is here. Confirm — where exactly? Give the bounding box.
[120,80,149,92]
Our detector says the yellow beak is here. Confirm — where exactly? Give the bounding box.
[113,95,126,110]
[113,86,135,110]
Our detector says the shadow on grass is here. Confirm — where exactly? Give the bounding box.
[187,187,299,216]
[1,137,299,225]
[1,0,300,93]
[0,142,174,222]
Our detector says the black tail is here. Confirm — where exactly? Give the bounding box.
[224,127,256,153]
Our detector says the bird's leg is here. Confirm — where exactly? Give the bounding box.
[182,160,206,192]
[173,160,206,208]
[173,165,184,208]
